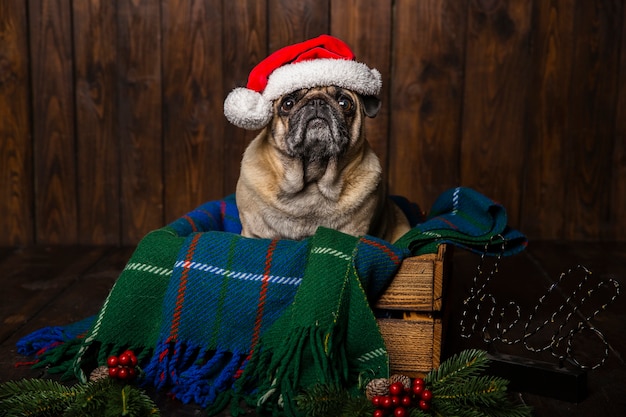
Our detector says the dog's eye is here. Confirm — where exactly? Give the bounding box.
[337,95,354,113]
[280,97,296,113]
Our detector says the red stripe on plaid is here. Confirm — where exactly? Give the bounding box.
[182,214,199,232]
[199,207,217,226]
[14,360,39,367]
[35,341,63,357]
[220,200,227,221]
[168,233,201,341]
[248,239,278,356]
[159,347,169,362]
[361,237,401,265]
[434,215,459,230]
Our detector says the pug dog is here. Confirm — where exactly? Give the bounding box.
[235,85,410,242]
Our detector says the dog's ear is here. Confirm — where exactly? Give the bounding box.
[360,95,381,118]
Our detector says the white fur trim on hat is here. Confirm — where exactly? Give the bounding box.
[224,87,273,130]
[263,58,381,101]
[224,58,382,130]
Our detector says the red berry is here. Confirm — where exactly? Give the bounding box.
[380,396,392,409]
[118,353,131,366]
[373,410,385,417]
[127,367,137,379]
[372,396,382,407]
[394,407,406,417]
[401,395,412,407]
[421,389,433,401]
[107,356,119,367]
[412,377,425,387]
[391,396,400,407]
[117,367,129,380]
[108,366,119,378]
[123,350,138,367]
[411,384,424,396]
[389,381,404,396]
[419,400,430,410]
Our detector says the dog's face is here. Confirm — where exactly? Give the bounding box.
[268,86,381,167]
[236,84,409,241]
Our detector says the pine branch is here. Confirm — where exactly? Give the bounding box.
[472,403,533,417]
[425,350,532,417]
[340,396,374,417]
[426,349,489,389]
[295,384,350,417]
[433,375,509,407]
[0,378,76,399]
[64,378,115,417]
[0,377,160,417]
[431,374,532,417]
[408,408,430,417]
[434,400,532,417]
[0,379,80,417]
[115,385,161,417]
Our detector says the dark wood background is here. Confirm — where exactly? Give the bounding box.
[1,0,624,246]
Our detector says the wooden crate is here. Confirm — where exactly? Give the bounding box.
[375,244,448,377]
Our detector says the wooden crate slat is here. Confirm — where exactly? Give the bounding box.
[376,245,446,311]
[378,314,441,377]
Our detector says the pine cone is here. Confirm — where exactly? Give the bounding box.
[89,365,110,382]
[389,374,412,390]
[365,378,390,400]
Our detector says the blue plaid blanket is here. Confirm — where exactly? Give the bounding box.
[16,187,526,414]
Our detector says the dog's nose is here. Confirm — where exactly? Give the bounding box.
[309,98,327,111]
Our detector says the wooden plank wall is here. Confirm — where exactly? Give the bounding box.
[0,0,624,246]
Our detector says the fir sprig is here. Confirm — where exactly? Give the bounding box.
[295,349,532,417]
[425,348,490,389]
[425,350,532,417]
[408,409,430,417]
[295,383,374,417]
[0,377,159,417]
[0,379,80,416]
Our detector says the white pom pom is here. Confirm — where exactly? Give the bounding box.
[224,88,273,130]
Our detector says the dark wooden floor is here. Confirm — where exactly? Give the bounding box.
[1,241,624,416]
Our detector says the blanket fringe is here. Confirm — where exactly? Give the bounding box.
[236,325,348,416]
[143,339,246,409]
[16,317,94,358]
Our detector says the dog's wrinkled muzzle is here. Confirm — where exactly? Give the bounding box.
[287,101,349,161]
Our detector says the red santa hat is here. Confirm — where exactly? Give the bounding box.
[224,34,382,130]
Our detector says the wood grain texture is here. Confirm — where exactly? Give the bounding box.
[564,0,622,239]
[29,0,78,244]
[613,2,626,239]
[73,0,120,245]
[378,314,441,377]
[268,0,329,49]
[0,246,107,344]
[1,1,626,244]
[376,245,446,311]
[330,0,393,173]
[389,0,467,209]
[222,0,268,195]
[0,247,127,381]
[520,0,575,239]
[117,0,164,244]
[461,0,533,229]
[2,243,625,415]
[163,0,225,222]
[0,1,33,246]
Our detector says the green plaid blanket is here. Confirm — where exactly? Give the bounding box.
[17,188,527,416]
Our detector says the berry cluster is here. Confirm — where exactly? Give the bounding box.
[370,377,433,417]
[107,350,138,380]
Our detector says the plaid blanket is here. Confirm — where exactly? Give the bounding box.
[17,187,526,416]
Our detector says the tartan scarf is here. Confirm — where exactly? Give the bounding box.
[16,187,527,416]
